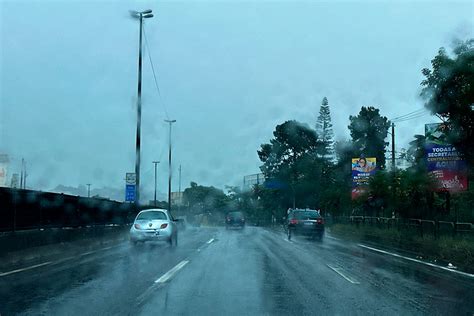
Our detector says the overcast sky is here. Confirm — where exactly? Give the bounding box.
[0,0,472,199]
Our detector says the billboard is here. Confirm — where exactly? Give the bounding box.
[425,123,468,192]
[351,157,376,199]
[243,173,264,190]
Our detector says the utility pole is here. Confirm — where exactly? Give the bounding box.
[131,9,154,208]
[20,158,24,189]
[165,119,176,213]
[152,161,160,206]
[391,123,395,171]
[23,160,27,189]
[178,165,182,195]
[178,164,182,211]
[86,183,91,198]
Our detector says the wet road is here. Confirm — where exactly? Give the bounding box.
[1,226,473,315]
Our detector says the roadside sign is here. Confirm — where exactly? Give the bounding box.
[425,123,467,192]
[351,157,377,199]
[126,173,136,185]
[125,184,136,202]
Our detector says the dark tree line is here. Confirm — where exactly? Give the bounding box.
[180,40,473,224]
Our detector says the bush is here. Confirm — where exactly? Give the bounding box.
[330,224,474,271]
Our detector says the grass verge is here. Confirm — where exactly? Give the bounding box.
[330,223,474,273]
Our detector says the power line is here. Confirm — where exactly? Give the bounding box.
[393,112,430,123]
[391,108,428,122]
[391,108,426,120]
[143,25,170,120]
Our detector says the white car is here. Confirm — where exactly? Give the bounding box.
[129,208,178,246]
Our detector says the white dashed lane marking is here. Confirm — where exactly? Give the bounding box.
[327,264,360,284]
[155,260,189,284]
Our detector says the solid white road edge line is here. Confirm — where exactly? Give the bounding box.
[0,244,123,277]
[0,261,52,277]
[207,238,215,244]
[358,244,474,279]
[155,260,190,284]
[327,264,360,284]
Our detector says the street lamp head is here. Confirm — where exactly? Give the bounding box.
[129,9,153,19]
[129,10,140,18]
[164,119,177,123]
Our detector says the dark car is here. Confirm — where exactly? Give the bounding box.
[225,211,246,229]
[287,209,324,240]
[175,217,188,231]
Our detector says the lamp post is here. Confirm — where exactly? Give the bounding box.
[164,119,176,213]
[152,161,160,206]
[131,9,154,207]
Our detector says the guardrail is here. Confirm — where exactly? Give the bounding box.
[331,216,473,238]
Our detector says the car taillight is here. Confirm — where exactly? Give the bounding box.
[160,223,168,229]
[134,224,141,229]
[289,219,298,225]
[317,218,324,224]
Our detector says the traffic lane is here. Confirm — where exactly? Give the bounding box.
[0,227,216,316]
[139,226,268,315]
[139,227,413,315]
[274,229,474,315]
[140,226,473,315]
[258,229,417,315]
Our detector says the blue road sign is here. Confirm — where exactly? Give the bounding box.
[264,179,287,189]
[125,184,136,202]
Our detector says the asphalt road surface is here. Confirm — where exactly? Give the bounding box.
[1,226,473,315]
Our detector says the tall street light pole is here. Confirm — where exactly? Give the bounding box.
[178,164,182,195]
[165,119,176,213]
[86,183,91,198]
[178,164,182,213]
[131,9,154,208]
[152,161,160,206]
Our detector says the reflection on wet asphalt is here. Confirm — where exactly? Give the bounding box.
[1,226,473,315]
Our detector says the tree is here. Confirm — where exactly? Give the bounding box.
[258,120,325,208]
[182,182,228,213]
[316,97,335,160]
[258,120,322,178]
[348,106,390,169]
[406,134,426,171]
[421,39,474,170]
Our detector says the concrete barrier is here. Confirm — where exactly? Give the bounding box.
[0,225,131,268]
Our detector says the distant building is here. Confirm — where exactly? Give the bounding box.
[243,173,265,190]
[171,191,184,206]
[0,154,9,187]
[10,173,19,188]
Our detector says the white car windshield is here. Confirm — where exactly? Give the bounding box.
[136,211,167,221]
